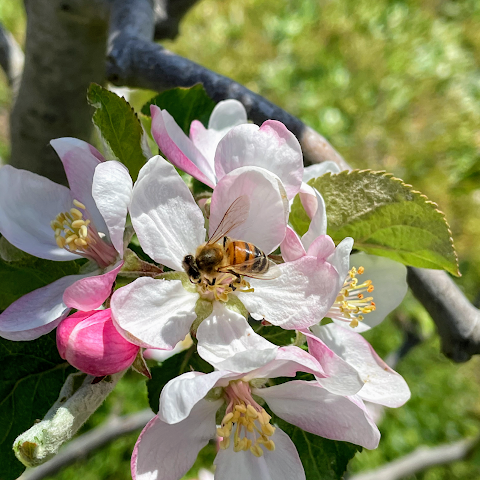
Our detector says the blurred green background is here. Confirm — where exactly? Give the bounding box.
[1,0,480,479]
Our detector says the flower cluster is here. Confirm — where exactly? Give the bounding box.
[0,100,410,479]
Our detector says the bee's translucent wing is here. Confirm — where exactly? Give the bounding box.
[208,195,250,245]
[219,259,281,280]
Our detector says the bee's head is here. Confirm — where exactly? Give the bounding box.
[182,254,201,283]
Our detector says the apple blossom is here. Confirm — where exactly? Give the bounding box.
[132,346,380,480]
[111,154,344,371]
[0,138,132,340]
[56,309,139,376]
[150,100,304,200]
[282,188,408,331]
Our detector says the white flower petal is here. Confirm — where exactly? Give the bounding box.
[243,346,325,382]
[159,370,230,424]
[190,99,248,164]
[0,166,77,260]
[301,189,327,250]
[256,381,380,449]
[238,256,339,329]
[327,237,354,293]
[214,427,305,480]
[92,161,132,256]
[209,166,288,254]
[197,302,278,373]
[50,138,108,235]
[130,155,206,270]
[303,162,342,183]
[350,253,408,328]
[311,323,411,407]
[111,277,198,349]
[0,273,87,340]
[215,121,303,199]
[132,399,221,480]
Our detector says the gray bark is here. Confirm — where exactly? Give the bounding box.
[9,0,109,184]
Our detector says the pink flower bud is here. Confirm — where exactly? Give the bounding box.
[57,309,139,376]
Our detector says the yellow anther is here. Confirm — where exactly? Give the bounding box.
[79,225,88,238]
[349,318,359,328]
[219,437,230,449]
[65,234,78,244]
[71,219,85,229]
[264,440,275,451]
[262,423,276,436]
[223,412,234,423]
[74,238,88,247]
[73,199,86,210]
[246,405,258,418]
[368,285,374,292]
[56,236,66,248]
[235,405,247,414]
[250,444,264,457]
[358,266,364,274]
[70,208,83,219]
[55,228,62,236]
[358,293,364,299]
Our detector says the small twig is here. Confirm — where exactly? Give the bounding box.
[348,437,480,480]
[20,409,154,480]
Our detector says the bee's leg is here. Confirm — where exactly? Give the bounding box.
[227,271,242,289]
[206,277,216,286]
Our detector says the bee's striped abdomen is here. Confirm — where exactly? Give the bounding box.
[226,241,269,274]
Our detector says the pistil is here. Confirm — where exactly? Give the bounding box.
[217,380,275,457]
[197,273,254,303]
[327,266,376,328]
[51,199,117,269]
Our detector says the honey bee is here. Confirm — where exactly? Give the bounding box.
[182,195,278,287]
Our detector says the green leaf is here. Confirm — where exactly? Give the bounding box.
[87,83,148,180]
[291,170,459,276]
[0,332,73,480]
[275,417,361,480]
[0,253,82,312]
[141,84,216,133]
[252,323,296,346]
[147,348,213,414]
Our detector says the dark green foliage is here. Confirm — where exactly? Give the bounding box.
[141,84,216,134]
[0,332,73,480]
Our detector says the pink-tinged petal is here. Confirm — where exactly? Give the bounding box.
[150,105,215,187]
[111,277,198,349]
[56,309,139,376]
[130,156,206,270]
[280,227,306,263]
[238,256,339,329]
[63,260,123,310]
[350,253,408,329]
[50,138,108,235]
[0,165,77,261]
[209,166,288,254]
[190,100,248,164]
[197,302,278,373]
[311,323,410,407]
[306,235,336,261]
[255,381,380,449]
[298,183,317,219]
[0,273,88,340]
[243,346,325,382]
[301,189,327,250]
[327,237,354,293]
[159,370,231,424]
[302,329,363,396]
[92,161,132,256]
[302,162,341,183]
[214,427,305,480]
[132,399,221,480]
[215,121,303,199]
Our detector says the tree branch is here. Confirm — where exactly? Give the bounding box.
[9,0,109,184]
[20,409,154,480]
[153,0,201,40]
[0,23,24,95]
[348,437,480,480]
[106,0,480,362]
